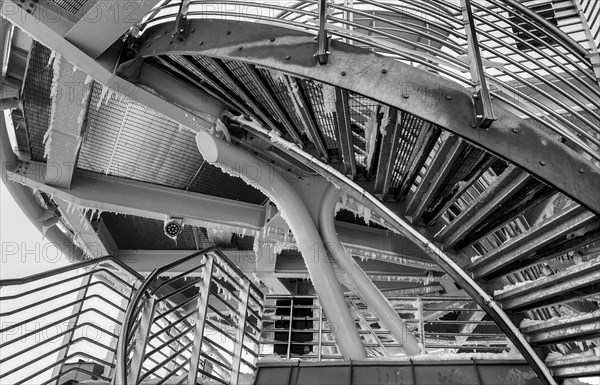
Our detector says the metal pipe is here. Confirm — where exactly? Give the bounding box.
[319,185,421,356]
[195,130,366,359]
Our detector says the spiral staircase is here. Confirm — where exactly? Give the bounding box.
[1,0,600,384]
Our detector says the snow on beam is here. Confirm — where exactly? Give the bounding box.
[1,0,224,130]
[64,0,160,59]
[54,198,113,258]
[44,54,92,189]
[7,160,267,232]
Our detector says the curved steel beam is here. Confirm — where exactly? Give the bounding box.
[135,19,600,215]
[222,114,558,385]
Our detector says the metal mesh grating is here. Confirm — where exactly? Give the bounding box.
[21,41,53,162]
[259,68,307,137]
[78,82,203,189]
[300,79,338,150]
[78,83,266,205]
[49,0,88,14]
[389,114,425,189]
[222,60,280,122]
[423,145,486,219]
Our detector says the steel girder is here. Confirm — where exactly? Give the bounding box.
[134,19,600,216]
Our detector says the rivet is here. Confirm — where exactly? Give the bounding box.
[238,46,243,50]
[403,94,409,99]
[381,69,387,74]
[226,31,231,35]
[579,168,585,174]
[285,55,291,60]
[270,38,275,42]
[341,71,346,76]
[539,161,546,166]
[169,41,173,45]
[199,41,204,45]
[512,128,519,133]
[191,28,195,33]
[446,95,452,100]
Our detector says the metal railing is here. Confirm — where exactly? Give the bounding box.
[115,246,264,385]
[259,295,513,360]
[137,0,600,163]
[0,257,142,385]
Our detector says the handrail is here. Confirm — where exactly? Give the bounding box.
[137,0,600,165]
[116,246,264,385]
[0,256,142,385]
[0,255,143,286]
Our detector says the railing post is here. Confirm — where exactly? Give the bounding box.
[50,271,93,382]
[187,256,214,385]
[287,299,295,360]
[231,281,251,385]
[417,297,426,354]
[315,0,330,64]
[128,297,156,384]
[172,0,191,41]
[460,0,496,128]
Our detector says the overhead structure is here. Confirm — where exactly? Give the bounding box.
[1,0,600,384]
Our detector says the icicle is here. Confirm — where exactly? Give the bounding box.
[47,51,57,67]
[96,85,109,109]
[321,84,336,114]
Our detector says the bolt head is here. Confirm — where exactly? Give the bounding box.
[579,168,585,173]
[540,161,546,166]
[512,128,519,133]
[446,95,452,100]
[341,71,347,76]
[381,69,387,74]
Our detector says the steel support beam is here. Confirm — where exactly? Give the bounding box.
[334,87,356,179]
[7,160,267,231]
[64,0,160,59]
[44,56,92,189]
[373,107,400,199]
[196,130,366,359]
[435,165,528,248]
[522,312,600,345]
[287,78,329,161]
[226,114,557,384]
[468,205,597,279]
[135,19,600,215]
[405,133,464,222]
[545,354,600,378]
[1,1,224,131]
[54,198,112,258]
[495,257,600,311]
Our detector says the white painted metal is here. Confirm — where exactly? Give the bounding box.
[196,130,367,359]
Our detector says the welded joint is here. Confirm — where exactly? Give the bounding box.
[460,0,496,129]
[315,0,331,64]
[172,0,191,42]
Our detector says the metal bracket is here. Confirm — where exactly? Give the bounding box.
[172,0,191,42]
[461,0,496,129]
[315,0,330,64]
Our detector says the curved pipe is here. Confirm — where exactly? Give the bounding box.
[195,131,366,359]
[228,115,557,385]
[319,185,421,356]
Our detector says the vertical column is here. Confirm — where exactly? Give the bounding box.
[128,297,156,384]
[187,256,214,384]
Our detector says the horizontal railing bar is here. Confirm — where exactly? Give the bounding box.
[206,303,237,328]
[155,277,203,303]
[0,256,142,286]
[152,262,205,293]
[153,292,202,323]
[155,357,190,385]
[145,324,195,359]
[149,309,196,343]
[201,351,233,371]
[140,341,194,382]
[0,294,123,334]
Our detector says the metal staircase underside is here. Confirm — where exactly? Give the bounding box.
[2,0,600,383]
